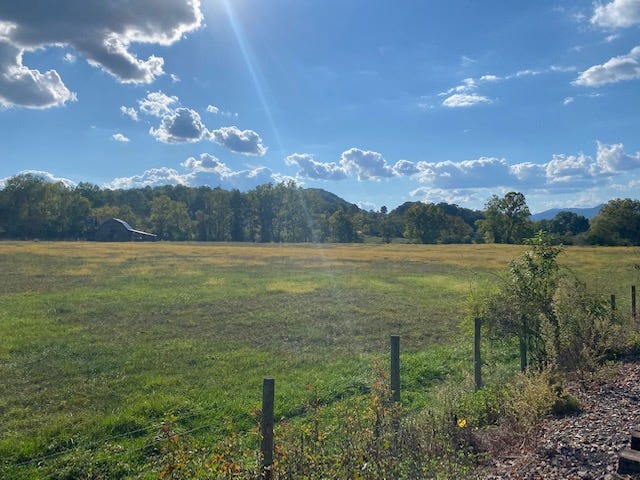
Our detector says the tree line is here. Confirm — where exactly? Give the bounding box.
[0,173,639,245]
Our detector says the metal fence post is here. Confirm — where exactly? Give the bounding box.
[474,317,482,391]
[390,335,400,404]
[261,377,275,479]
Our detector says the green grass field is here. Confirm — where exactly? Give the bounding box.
[1,242,637,478]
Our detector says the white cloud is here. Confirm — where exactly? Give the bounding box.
[107,167,185,189]
[106,153,278,191]
[0,39,77,109]
[340,148,395,180]
[409,187,490,207]
[393,142,640,192]
[206,104,239,117]
[63,52,76,63]
[442,93,492,108]
[431,65,577,111]
[460,55,476,66]
[170,73,181,83]
[181,153,275,189]
[0,169,76,188]
[150,107,207,144]
[392,159,420,176]
[285,153,348,180]
[595,141,640,172]
[0,1,202,108]
[138,91,178,117]
[563,96,575,105]
[209,126,267,156]
[112,133,130,142]
[573,46,640,86]
[120,106,138,121]
[515,69,541,78]
[415,157,511,188]
[546,153,596,183]
[509,162,547,186]
[131,92,262,151]
[592,0,640,28]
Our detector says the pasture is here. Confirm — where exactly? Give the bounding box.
[0,242,637,478]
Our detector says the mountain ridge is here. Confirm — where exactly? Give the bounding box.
[531,205,603,221]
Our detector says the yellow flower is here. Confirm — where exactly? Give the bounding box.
[457,418,467,428]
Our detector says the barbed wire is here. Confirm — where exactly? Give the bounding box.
[6,407,231,470]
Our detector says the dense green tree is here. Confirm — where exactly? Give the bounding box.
[273,181,312,242]
[479,233,563,370]
[148,195,193,240]
[404,203,445,244]
[588,198,640,245]
[439,215,474,243]
[0,174,90,239]
[329,209,356,242]
[477,192,531,244]
[248,184,276,242]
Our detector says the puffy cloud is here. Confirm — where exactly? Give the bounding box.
[0,1,202,108]
[431,66,576,111]
[340,148,395,180]
[150,107,207,144]
[573,46,640,86]
[0,169,76,188]
[209,126,267,156]
[4,1,200,80]
[128,92,265,151]
[591,0,640,28]
[409,187,490,207]
[181,153,275,189]
[107,167,185,189]
[509,162,547,187]
[595,141,640,172]
[442,93,492,108]
[120,105,138,121]
[106,153,278,191]
[392,159,420,176]
[545,153,596,183]
[414,157,511,188]
[0,40,76,109]
[112,133,130,142]
[138,91,178,117]
[285,153,347,180]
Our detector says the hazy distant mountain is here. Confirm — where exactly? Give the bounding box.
[531,205,604,221]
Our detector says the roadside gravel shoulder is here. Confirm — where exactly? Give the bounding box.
[480,361,640,480]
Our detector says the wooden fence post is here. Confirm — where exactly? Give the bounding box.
[390,335,400,404]
[474,317,482,391]
[519,335,527,372]
[632,286,637,319]
[611,294,616,312]
[261,377,275,480]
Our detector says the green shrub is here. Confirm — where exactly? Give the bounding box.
[503,368,580,431]
[550,276,625,374]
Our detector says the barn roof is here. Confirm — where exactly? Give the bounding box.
[111,218,157,238]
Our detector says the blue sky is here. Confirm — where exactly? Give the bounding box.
[1,0,639,213]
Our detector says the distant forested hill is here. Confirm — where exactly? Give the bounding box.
[531,205,603,221]
[1,173,638,245]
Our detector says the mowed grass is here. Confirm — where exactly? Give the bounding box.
[0,242,637,478]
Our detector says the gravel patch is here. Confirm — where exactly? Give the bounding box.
[480,362,640,480]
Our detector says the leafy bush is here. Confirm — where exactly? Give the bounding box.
[550,276,624,374]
